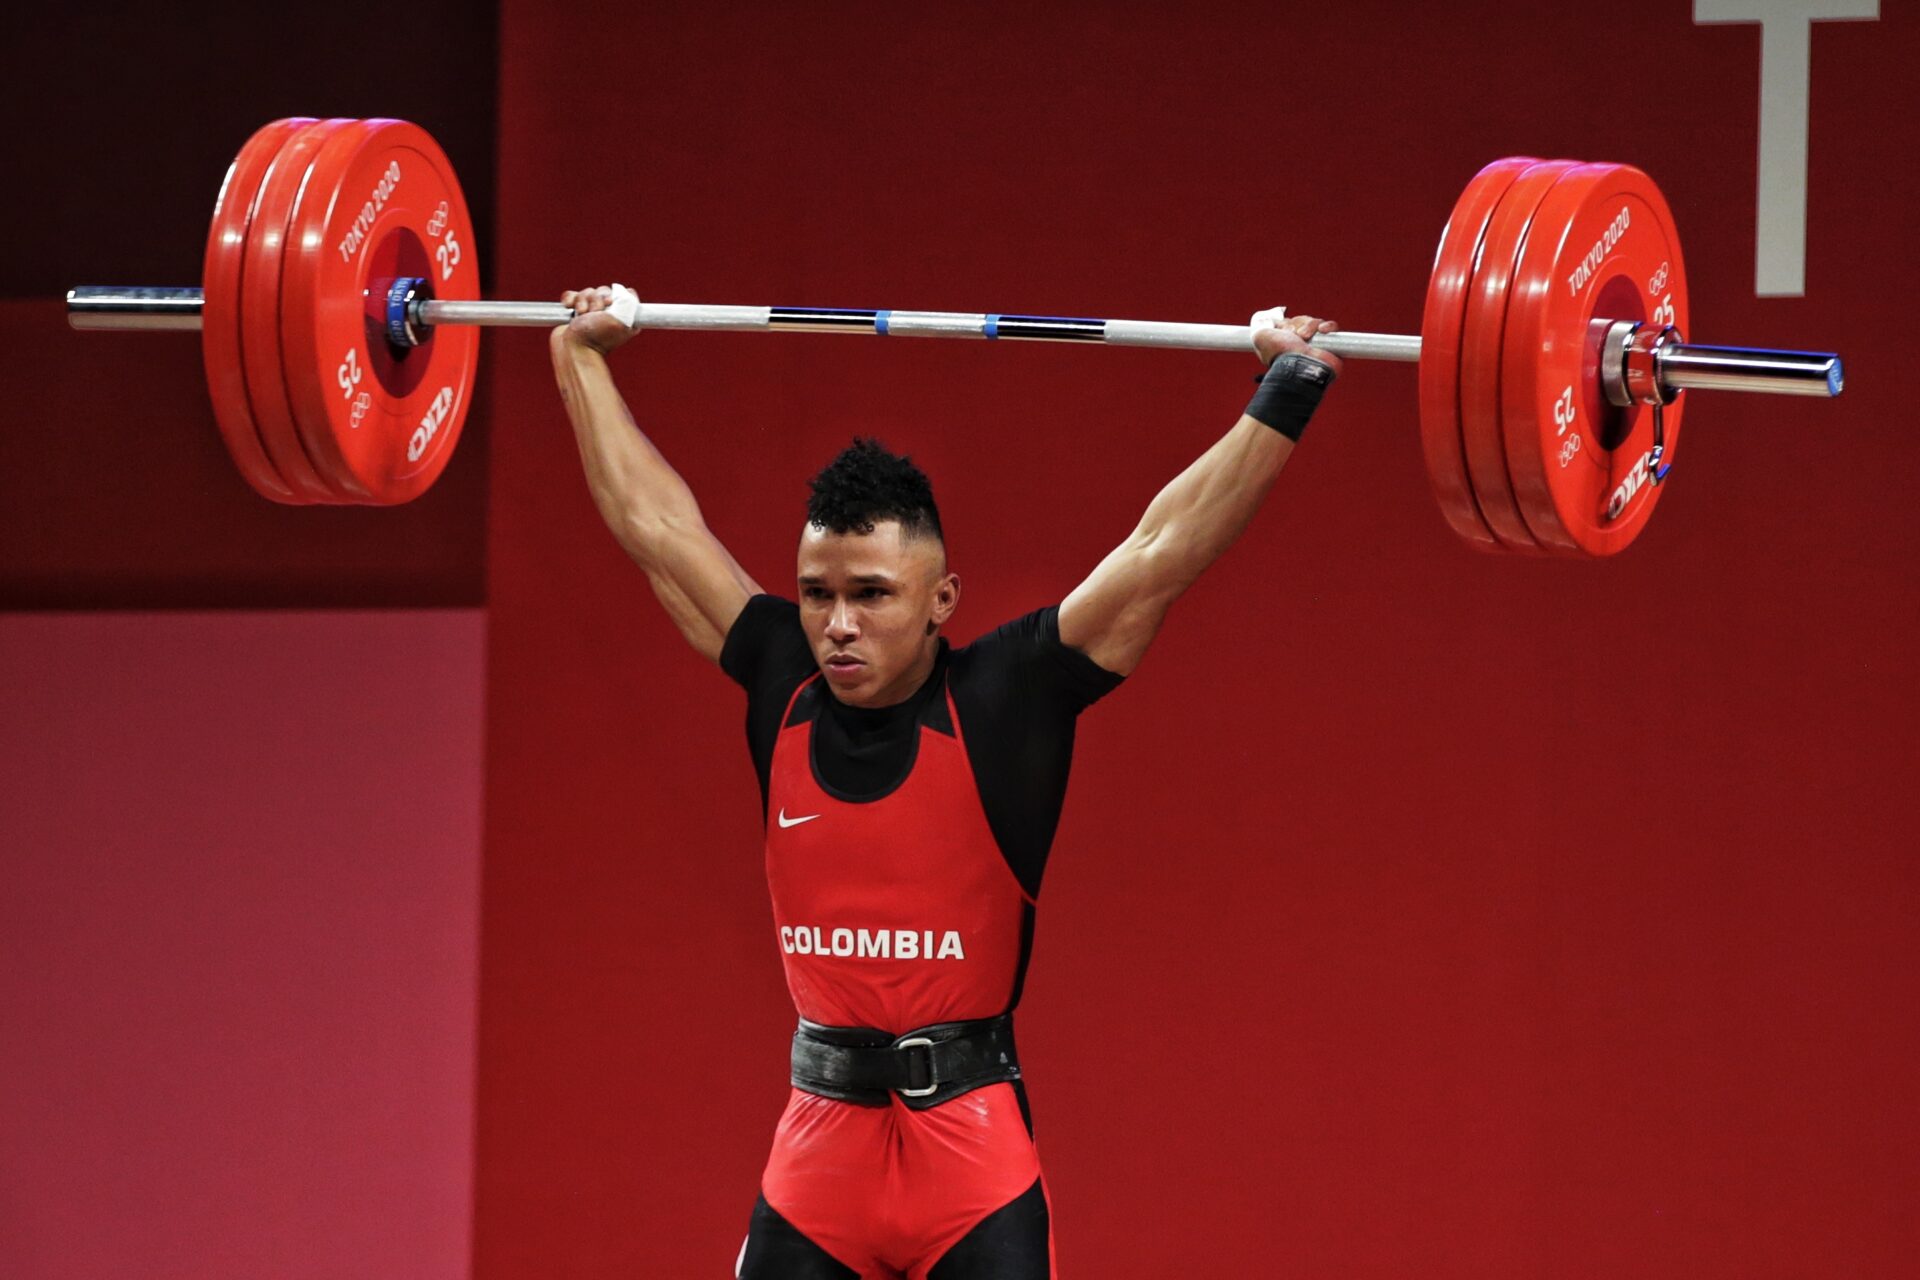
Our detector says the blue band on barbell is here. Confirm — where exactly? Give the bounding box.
[764,307,1114,342]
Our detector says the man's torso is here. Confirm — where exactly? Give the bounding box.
[721,597,1122,1031]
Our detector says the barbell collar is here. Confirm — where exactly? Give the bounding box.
[63,284,1844,399]
[1626,323,1685,407]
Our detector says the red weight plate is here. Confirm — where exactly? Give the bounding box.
[239,117,357,502]
[1501,163,1688,557]
[279,118,481,505]
[1417,157,1538,552]
[200,118,312,503]
[1457,160,1578,554]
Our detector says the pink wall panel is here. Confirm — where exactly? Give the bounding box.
[477,3,1918,1277]
[0,611,484,1280]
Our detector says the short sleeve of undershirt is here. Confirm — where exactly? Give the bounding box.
[948,606,1123,721]
[720,594,816,812]
[720,593,813,698]
[947,606,1124,898]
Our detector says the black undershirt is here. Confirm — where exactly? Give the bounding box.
[720,597,1123,899]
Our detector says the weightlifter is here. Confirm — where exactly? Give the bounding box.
[551,284,1342,1279]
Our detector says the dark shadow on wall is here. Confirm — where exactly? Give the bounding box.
[0,1,498,609]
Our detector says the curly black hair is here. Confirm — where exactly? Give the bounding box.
[806,437,944,542]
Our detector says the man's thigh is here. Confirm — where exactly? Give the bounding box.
[923,1176,1052,1280]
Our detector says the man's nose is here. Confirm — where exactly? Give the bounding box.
[826,599,859,641]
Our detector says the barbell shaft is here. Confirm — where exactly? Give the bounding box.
[64,285,1842,397]
[65,286,1423,359]
[66,286,205,331]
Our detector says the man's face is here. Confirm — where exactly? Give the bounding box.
[797,520,958,708]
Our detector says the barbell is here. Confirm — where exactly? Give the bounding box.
[67,116,1844,556]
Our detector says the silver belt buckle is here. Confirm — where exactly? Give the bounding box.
[892,1035,939,1098]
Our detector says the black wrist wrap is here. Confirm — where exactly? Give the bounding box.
[1245,352,1337,442]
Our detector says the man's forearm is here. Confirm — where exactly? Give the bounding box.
[547,295,760,660]
[1060,324,1338,674]
[1120,347,1337,599]
[553,341,705,555]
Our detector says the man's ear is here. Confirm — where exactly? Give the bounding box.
[932,571,962,627]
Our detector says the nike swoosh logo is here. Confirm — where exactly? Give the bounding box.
[777,809,821,829]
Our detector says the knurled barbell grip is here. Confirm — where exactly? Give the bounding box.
[64,285,1843,398]
[413,299,1430,361]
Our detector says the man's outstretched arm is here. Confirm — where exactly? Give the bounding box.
[551,286,761,662]
[1058,315,1342,677]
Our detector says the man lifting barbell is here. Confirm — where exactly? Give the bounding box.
[62,117,1853,1272]
[551,283,1342,1279]
[56,110,1858,1280]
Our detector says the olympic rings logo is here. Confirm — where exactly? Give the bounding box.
[1558,432,1582,469]
[426,201,450,238]
[348,391,372,430]
[1648,261,1671,295]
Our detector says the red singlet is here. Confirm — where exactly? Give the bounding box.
[757,673,1052,1277]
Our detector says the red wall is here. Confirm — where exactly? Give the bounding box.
[0,611,485,1279]
[476,2,1917,1276]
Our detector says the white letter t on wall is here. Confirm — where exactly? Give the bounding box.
[1693,0,1879,297]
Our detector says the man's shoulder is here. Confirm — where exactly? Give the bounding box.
[720,593,811,691]
[738,592,801,626]
[949,605,1058,665]
[948,604,1122,713]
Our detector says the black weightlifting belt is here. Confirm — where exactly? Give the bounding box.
[790,1013,1020,1110]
